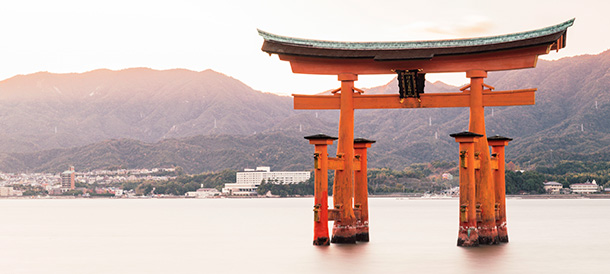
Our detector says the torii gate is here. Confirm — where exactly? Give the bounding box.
[259,19,573,246]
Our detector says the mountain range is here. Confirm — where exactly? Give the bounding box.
[0,50,608,173]
[0,68,292,152]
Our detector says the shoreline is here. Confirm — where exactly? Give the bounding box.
[3,194,610,199]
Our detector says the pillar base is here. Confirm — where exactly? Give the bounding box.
[477,225,499,245]
[497,223,509,243]
[355,222,369,242]
[313,237,330,246]
[355,232,369,242]
[331,225,357,244]
[457,226,479,247]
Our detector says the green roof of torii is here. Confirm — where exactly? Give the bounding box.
[258,19,574,61]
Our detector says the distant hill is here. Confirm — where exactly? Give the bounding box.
[487,50,610,166]
[0,133,313,173]
[0,50,609,173]
[0,68,294,152]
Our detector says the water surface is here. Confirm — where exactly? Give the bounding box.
[0,198,608,273]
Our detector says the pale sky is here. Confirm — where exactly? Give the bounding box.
[1,0,608,95]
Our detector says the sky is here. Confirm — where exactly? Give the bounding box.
[1,0,608,95]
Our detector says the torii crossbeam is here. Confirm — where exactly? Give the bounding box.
[259,19,573,246]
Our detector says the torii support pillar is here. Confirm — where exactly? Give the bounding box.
[305,134,338,246]
[488,135,513,243]
[331,74,358,244]
[354,138,375,242]
[466,70,499,245]
[451,132,482,247]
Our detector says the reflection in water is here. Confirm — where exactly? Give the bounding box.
[459,244,508,269]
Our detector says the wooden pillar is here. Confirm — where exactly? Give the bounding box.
[466,70,499,245]
[305,134,338,246]
[488,135,512,243]
[331,73,358,244]
[354,138,375,242]
[451,132,481,247]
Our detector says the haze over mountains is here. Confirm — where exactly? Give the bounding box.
[0,68,292,152]
[0,50,608,173]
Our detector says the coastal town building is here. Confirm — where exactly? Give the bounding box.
[222,183,258,196]
[570,180,601,194]
[543,181,563,194]
[0,186,22,197]
[186,185,221,198]
[223,167,311,196]
[236,166,310,185]
[441,173,454,180]
[61,166,76,189]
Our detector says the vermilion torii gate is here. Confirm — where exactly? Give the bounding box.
[259,19,573,246]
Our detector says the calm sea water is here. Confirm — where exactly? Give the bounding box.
[0,197,609,273]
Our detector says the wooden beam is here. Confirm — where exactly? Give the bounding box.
[294,94,341,110]
[328,157,344,170]
[280,45,549,75]
[482,89,536,107]
[293,89,536,110]
[326,157,361,171]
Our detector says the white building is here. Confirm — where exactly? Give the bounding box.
[543,181,563,194]
[114,189,125,197]
[222,167,311,196]
[0,187,23,197]
[441,173,454,180]
[236,166,310,185]
[221,183,259,196]
[187,186,221,198]
[570,180,601,194]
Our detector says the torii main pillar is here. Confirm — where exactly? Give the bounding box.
[332,73,358,243]
[466,70,498,244]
